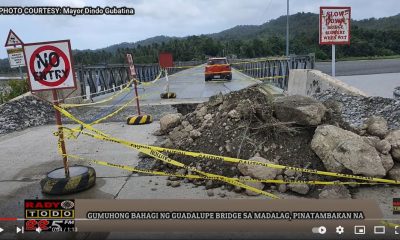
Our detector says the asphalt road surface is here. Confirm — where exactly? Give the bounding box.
[338,73,400,98]
[315,58,400,76]
[91,64,260,105]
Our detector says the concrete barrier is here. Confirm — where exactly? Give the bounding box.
[287,69,367,97]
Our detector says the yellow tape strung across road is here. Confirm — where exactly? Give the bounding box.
[167,64,204,70]
[53,109,279,199]
[61,78,135,108]
[134,69,165,86]
[53,105,400,186]
[62,151,390,186]
[68,92,152,136]
[62,70,164,109]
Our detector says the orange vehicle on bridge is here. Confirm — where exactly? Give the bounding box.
[204,57,232,81]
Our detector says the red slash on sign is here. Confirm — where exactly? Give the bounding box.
[29,45,70,87]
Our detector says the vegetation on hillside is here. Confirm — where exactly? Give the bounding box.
[0,79,29,104]
[72,12,400,65]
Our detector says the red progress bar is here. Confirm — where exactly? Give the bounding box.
[0,218,18,221]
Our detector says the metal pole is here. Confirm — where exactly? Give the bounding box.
[18,66,23,79]
[133,78,141,115]
[286,0,289,56]
[52,89,70,178]
[165,68,170,95]
[332,44,336,77]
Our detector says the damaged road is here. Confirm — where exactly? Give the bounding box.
[1,81,400,238]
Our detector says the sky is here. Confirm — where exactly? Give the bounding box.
[0,0,399,58]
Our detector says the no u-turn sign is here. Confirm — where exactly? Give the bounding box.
[23,40,77,91]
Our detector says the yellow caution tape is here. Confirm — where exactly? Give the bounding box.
[167,64,204,70]
[63,152,389,186]
[134,69,165,86]
[61,78,135,108]
[53,106,400,186]
[56,130,279,199]
[62,70,164,109]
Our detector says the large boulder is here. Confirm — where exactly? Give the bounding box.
[160,113,182,132]
[380,153,394,172]
[274,95,326,126]
[388,164,400,181]
[311,125,386,177]
[385,130,400,161]
[238,155,281,180]
[365,116,388,139]
[375,140,391,155]
[288,183,309,195]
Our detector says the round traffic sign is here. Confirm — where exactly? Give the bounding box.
[29,45,70,87]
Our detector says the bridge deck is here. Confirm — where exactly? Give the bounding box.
[90,64,261,106]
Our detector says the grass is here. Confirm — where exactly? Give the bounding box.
[0,79,29,104]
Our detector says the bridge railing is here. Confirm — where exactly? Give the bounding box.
[75,60,204,99]
[230,54,315,90]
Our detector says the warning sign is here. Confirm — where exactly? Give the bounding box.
[319,7,351,45]
[23,40,76,91]
[159,52,173,68]
[4,29,23,47]
[7,48,25,68]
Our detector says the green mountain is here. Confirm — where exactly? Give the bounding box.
[209,12,318,40]
[210,12,400,40]
[90,12,400,63]
[98,35,178,53]
[354,14,400,31]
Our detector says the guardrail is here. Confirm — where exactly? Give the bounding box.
[75,60,204,98]
[230,54,315,90]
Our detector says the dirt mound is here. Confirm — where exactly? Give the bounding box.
[148,84,400,198]
[153,86,334,194]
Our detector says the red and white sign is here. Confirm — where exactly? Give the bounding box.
[4,29,23,47]
[319,7,351,45]
[23,40,77,91]
[159,52,173,68]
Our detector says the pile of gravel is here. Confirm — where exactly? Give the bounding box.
[0,95,54,135]
[313,89,400,130]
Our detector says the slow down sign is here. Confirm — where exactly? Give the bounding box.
[23,40,77,91]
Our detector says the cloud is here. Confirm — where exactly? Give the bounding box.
[0,0,399,58]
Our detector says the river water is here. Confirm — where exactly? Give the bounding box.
[337,73,400,98]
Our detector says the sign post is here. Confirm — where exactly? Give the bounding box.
[319,7,351,77]
[19,38,95,195]
[126,53,141,115]
[52,89,69,177]
[158,52,176,99]
[125,53,153,125]
[23,40,77,178]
